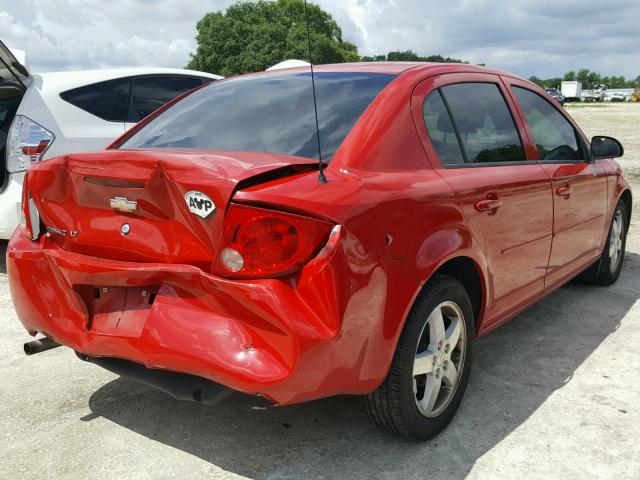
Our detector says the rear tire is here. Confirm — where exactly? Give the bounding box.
[367,274,474,440]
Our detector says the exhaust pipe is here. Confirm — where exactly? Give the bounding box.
[24,337,61,356]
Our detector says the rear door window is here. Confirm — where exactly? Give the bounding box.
[439,83,525,164]
[60,78,131,122]
[423,90,465,165]
[512,87,582,161]
[128,75,207,122]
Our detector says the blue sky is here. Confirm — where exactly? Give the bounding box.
[1,0,639,79]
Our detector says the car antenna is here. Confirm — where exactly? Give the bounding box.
[303,0,328,184]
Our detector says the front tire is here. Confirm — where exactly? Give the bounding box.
[593,201,628,285]
[367,274,474,440]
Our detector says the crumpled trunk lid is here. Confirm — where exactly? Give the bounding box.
[27,148,316,270]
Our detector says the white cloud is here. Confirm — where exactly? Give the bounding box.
[0,0,639,78]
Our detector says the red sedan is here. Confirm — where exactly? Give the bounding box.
[8,63,631,440]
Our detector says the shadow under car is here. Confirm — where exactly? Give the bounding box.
[80,252,640,479]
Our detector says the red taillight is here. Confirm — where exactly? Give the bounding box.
[214,204,333,278]
[21,139,52,157]
[20,174,40,241]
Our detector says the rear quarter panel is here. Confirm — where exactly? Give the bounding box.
[233,66,495,388]
[235,165,490,392]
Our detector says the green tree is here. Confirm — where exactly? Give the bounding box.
[546,77,563,89]
[360,54,386,62]
[387,50,420,61]
[537,71,636,89]
[423,54,466,63]
[187,0,359,76]
[574,68,602,89]
[363,50,466,64]
[607,76,626,88]
[529,75,543,87]
[529,76,562,89]
[576,68,590,87]
[587,71,602,89]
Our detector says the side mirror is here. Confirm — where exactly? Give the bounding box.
[591,136,623,159]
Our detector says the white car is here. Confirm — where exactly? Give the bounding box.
[266,59,311,70]
[609,92,627,102]
[0,42,221,239]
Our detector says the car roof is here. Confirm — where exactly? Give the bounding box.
[256,61,526,81]
[31,67,222,93]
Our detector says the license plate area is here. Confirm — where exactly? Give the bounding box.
[75,285,159,337]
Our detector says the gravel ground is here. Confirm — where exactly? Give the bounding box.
[1,104,639,479]
[568,103,640,177]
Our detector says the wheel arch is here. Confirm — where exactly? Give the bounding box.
[400,219,492,340]
[619,189,632,231]
[397,250,489,346]
[435,256,486,335]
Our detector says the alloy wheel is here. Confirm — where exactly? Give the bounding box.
[609,210,624,273]
[413,301,466,418]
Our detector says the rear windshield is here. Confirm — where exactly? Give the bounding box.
[120,71,396,161]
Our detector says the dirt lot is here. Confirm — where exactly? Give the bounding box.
[567,103,640,177]
[1,104,639,480]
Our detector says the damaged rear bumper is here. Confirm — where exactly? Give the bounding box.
[7,228,381,405]
[77,353,235,405]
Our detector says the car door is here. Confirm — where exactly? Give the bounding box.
[124,75,207,130]
[505,79,608,287]
[413,73,553,325]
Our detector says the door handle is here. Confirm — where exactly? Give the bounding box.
[474,198,503,213]
[556,184,573,198]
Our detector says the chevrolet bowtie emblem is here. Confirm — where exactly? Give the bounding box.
[110,197,138,213]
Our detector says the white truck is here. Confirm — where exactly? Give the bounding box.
[582,85,607,103]
[561,81,582,102]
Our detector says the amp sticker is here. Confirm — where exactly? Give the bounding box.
[184,191,216,219]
